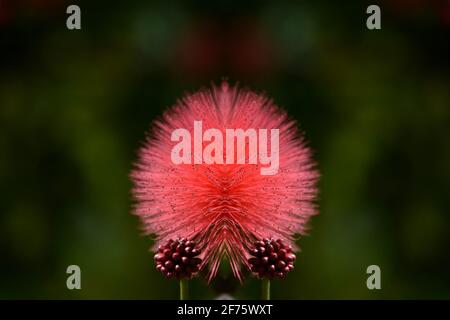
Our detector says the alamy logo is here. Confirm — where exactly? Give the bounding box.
[171,121,280,175]
[66,265,81,290]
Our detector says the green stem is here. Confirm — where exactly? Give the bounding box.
[180,279,189,300]
[261,279,270,300]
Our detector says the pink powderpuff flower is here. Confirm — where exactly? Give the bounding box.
[131,81,319,282]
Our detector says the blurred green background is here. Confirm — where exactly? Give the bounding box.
[1,0,449,299]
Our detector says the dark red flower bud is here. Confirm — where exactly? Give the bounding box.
[154,238,202,280]
[248,238,295,279]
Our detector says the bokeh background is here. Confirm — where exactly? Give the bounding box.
[1,0,449,299]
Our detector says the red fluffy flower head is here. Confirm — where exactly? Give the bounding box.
[131,81,318,281]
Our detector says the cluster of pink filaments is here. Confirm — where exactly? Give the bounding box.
[132,82,319,282]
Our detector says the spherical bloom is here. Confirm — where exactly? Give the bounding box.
[154,238,202,280]
[131,81,318,282]
[248,238,296,279]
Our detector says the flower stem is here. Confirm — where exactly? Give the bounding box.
[261,279,270,300]
[180,279,189,300]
